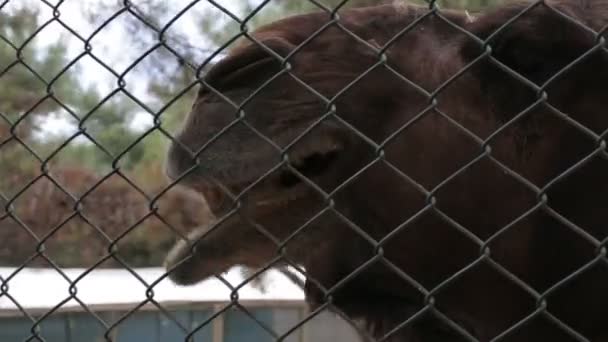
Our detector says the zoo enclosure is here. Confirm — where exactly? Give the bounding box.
[1,0,607,341]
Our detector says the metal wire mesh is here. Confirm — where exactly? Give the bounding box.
[1,0,608,341]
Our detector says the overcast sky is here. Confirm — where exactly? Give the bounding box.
[3,0,252,138]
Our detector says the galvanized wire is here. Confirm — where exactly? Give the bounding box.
[1,0,607,341]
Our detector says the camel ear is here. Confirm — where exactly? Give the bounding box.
[461,2,605,86]
[203,37,296,87]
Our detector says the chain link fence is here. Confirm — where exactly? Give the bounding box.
[2,0,608,341]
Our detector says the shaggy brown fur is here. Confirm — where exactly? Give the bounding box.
[164,1,608,341]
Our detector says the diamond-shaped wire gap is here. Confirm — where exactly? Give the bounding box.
[0,198,31,267]
[232,253,369,341]
[372,209,485,340]
[128,0,240,77]
[0,138,42,191]
[537,255,608,339]
[109,178,212,271]
[426,255,538,341]
[200,0,276,42]
[2,265,77,341]
[377,306,433,342]
[6,171,110,268]
[69,266,194,340]
[16,16,87,83]
[264,150,448,340]
[241,10,407,123]
[175,24,384,210]
[159,207,253,286]
[331,4,435,63]
[182,303,233,341]
[0,212,41,269]
[376,105,540,304]
[468,1,606,118]
[47,48,123,114]
[0,64,58,134]
[244,0,331,33]
[187,118,291,203]
[402,5,608,330]
[2,268,69,341]
[229,297,282,339]
[152,306,208,341]
[226,23,444,211]
[376,137,560,340]
[263,303,319,342]
[102,302,152,339]
[428,309,481,342]
[140,274,219,340]
[77,178,150,261]
[318,247,428,342]
[21,110,80,161]
[225,0,272,33]
[421,211,547,340]
[85,9,161,79]
[118,48,200,126]
[97,265,169,340]
[122,0,248,80]
[484,147,606,279]
[493,311,592,342]
[161,27,342,218]
[538,150,607,241]
[299,299,377,342]
[142,170,212,241]
[4,160,67,242]
[0,300,43,341]
[0,269,40,326]
[45,1,102,39]
[428,160,604,340]
[171,265,286,340]
[538,312,591,342]
[276,303,373,342]
[0,0,59,47]
[432,200,573,342]
[245,258,375,341]
[0,112,14,146]
[150,182,216,247]
[481,43,607,163]
[66,91,153,170]
[309,248,426,339]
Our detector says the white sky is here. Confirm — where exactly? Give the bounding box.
[2,0,252,139]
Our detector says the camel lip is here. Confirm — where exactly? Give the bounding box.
[164,133,344,286]
[163,219,230,286]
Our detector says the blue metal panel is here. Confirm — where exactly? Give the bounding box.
[159,310,190,341]
[114,311,158,342]
[0,315,66,342]
[271,308,302,342]
[159,309,213,342]
[224,307,275,342]
[191,310,214,342]
[66,312,107,342]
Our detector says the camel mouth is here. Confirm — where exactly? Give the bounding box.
[163,135,343,286]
